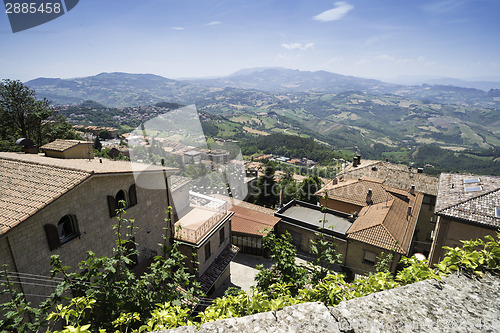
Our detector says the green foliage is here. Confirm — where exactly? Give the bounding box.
[308,234,342,283]
[253,164,279,208]
[254,232,307,296]
[374,251,394,274]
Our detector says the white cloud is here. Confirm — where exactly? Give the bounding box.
[172,27,185,30]
[313,2,354,22]
[207,21,222,26]
[422,0,466,14]
[281,42,315,50]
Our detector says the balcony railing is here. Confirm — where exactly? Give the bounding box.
[174,191,228,244]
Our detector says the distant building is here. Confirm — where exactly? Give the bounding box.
[428,173,500,265]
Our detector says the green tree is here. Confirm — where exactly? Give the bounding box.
[0,79,51,145]
[297,176,321,204]
[94,136,102,152]
[253,164,279,208]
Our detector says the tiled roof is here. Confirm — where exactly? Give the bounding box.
[170,175,192,192]
[437,188,500,228]
[347,192,423,254]
[435,173,500,213]
[211,194,277,215]
[199,244,239,294]
[340,159,439,196]
[0,157,91,236]
[40,139,89,152]
[231,205,280,236]
[316,178,393,207]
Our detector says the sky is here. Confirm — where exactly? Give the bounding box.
[1,0,500,82]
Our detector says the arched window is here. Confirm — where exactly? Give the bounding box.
[45,215,80,250]
[115,190,127,209]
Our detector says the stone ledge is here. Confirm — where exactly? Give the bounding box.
[160,272,500,333]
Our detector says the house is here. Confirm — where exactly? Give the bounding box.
[172,189,238,296]
[0,150,176,303]
[322,157,439,257]
[41,139,94,159]
[428,173,500,265]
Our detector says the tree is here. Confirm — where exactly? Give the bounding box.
[94,136,102,152]
[0,79,52,146]
[297,176,322,204]
[253,164,279,208]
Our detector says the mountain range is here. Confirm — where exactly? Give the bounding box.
[26,68,500,108]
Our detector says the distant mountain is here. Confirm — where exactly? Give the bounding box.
[186,67,400,94]
[26,72,208,107]
[25,69,500,109]
[424,78,500,91]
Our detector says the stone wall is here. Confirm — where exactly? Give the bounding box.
[162,272,500,332]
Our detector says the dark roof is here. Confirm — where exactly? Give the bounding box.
[437,188,500,228]
[40,139,90,152]
[276,200,353,236]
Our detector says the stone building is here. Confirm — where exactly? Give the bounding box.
[0,149,175,303]
[428,173,500,265]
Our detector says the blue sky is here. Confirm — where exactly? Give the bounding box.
[1,0,499,82]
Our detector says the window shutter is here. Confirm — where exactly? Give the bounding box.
[44,224,61,251]
[107,195,117,218]
[129,184,137,207]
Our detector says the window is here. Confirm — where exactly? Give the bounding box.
[219,227,225,245]
[115,190,127,209]
[45,215,80,251]
[204,241,211,262]
[129,184,137,207]
[362,251,377,266]
[465,186,482,192]
[464,178,480,184]
[496,207,500,219]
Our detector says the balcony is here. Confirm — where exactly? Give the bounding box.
[174,191,228,244]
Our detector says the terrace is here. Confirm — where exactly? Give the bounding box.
[174,191,228,244]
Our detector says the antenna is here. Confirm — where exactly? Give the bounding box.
[85,132,92,161]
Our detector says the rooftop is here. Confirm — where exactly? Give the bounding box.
[0,152,175,175]
[436,177,500,228]
[276,200,353,236]
[435,173,500,212]
[231,205,280,236]
[347,191,423,254]
[40,139,90,152]
[0,157,91,235]
[339,159,438,196]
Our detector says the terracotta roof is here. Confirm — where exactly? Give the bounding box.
[231,205,280,236]
[347,192,423,254]
[339,159,438,196]
[40,139,90,152]
[316,178,393,207]
[437,188,500,228]
[435,173,500,212]
[0,157,91,236]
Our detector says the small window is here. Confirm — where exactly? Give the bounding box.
[204,241,211,262]
[129,184,137,207]
[495,207,500,219]
[465,186,482,192]
[362,251,377,266]
[219,227,225,245]
[464,178,480,184]
[57,215,80,245]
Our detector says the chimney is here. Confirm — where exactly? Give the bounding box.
[366,188,373,205]
[353,156,359,167]
[410,185,415,195]
[356,155,361,164]
[417,167,423,173]
[407,206,412,219]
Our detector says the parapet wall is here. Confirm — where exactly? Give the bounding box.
[161,272,500,332]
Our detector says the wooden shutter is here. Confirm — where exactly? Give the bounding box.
[129,184,137,207]
[107,195,117,218]
[44,224,61,251]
